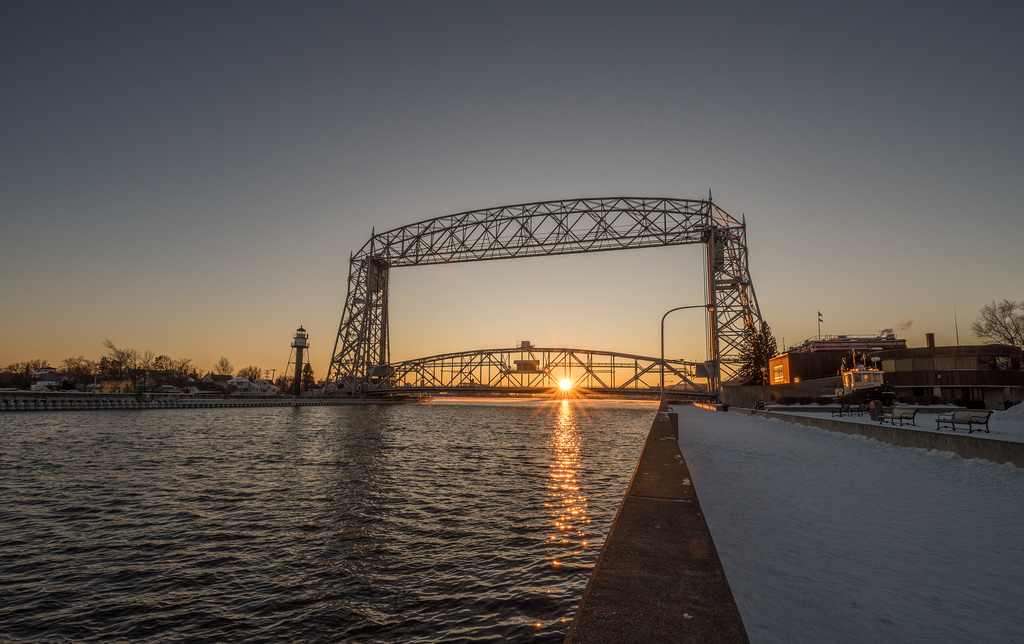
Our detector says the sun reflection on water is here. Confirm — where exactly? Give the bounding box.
[545,400,590,569]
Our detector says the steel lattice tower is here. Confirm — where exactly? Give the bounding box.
[326,196,761,395]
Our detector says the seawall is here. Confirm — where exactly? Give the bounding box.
[564,409,748,643]
[743,409,1024,468]
[0,392,413,411]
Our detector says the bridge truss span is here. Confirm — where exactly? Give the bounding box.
[382,346,707,396]
[327,196,762,393]
[369,197,712,266]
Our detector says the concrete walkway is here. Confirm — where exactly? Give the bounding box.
[564,410,748,643]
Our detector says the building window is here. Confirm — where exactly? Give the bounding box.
[772,365,784,384]
[977,356,1015,370]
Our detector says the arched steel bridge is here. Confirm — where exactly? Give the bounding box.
[326,196,761,395]
[356,345,712,398]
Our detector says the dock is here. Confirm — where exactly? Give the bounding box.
[564,407,748,643]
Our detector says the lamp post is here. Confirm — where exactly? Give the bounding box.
[661,304,713,405]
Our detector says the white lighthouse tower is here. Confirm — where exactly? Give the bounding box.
[288,326,309,396]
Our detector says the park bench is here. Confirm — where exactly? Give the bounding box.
[853,403,870,416]
[880,407,917,426]
[935,409,992,434]
[831,404,851,417]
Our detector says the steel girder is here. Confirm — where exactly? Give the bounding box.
[382,347,705,393]
[326,197,760,391]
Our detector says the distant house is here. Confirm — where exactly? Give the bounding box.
[99,380,132,393]
[28,368,61,391]
[225,377,279,395]
[251,379,278,395]
[226,377,251,392]
[199,373,233,393]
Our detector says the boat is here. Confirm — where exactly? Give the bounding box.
[835,350,895,404]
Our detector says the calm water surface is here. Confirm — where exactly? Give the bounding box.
[0,398,655,642]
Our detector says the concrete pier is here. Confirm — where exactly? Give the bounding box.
[564,409,748,643]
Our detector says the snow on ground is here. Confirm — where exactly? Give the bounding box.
[672,405,1024,644]
[777,403,1024,443]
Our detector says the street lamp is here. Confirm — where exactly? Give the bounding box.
[661,304,713,404]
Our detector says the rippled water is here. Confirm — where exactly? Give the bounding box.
[0,398,654,642]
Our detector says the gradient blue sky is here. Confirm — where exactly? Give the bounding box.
[3,1,1022,378]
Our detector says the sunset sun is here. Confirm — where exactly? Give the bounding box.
[558,378,572,392]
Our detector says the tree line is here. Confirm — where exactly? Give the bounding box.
[0,339,315,393]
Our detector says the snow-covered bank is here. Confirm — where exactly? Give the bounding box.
[775,403,1024,444]
[673,405,1024,643]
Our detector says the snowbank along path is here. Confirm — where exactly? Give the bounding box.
[674,405,1024,644]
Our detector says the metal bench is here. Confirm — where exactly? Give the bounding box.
[880,407,917,426]
[936,409,992,434]
[831,404,851,417]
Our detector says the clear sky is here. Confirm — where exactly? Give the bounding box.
[3,1,1022,379]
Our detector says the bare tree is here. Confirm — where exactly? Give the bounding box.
[972,300,1024,348]
[102,339,139,378]
[61,356,96,387]
[214,356,234,376]
[237,365,262,380]
[2,359,50,389]
[5,359,50,373]
[171,357,194,380]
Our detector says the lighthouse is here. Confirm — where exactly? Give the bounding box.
[291,326,308,396]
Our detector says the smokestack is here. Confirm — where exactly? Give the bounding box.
[925,333,935,349]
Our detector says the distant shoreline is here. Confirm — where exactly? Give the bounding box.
[0,390,423,411]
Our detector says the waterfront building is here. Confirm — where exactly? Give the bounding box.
[875,344,1023,409]
[769,332,907,385]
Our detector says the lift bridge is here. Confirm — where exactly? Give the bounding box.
[380,344,711,398]
[326,196,761,397]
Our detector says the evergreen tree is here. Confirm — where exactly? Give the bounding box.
[301,363,316,390]
[738,321,778,385]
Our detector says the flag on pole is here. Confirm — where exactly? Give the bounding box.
[818,311,823,322]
